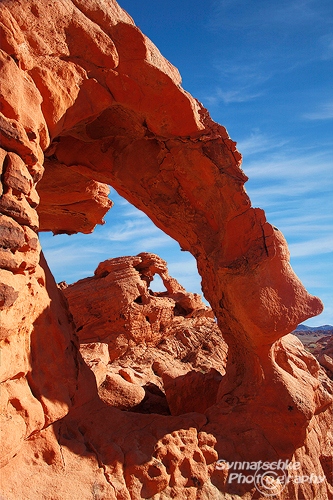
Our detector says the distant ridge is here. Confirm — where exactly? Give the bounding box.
[295,324,333,332]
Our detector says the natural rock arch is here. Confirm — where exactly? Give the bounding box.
[0,0,332,498]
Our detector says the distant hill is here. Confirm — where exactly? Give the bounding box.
[295,324,333,333]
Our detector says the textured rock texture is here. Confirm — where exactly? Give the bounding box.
[63,252,213,356]
[319,337,333,378]
[292,327,333,379]
[64,253,224,415]
[0,0,332,499]
[37,158,112,234]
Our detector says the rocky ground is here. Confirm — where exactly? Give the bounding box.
[293,326,333,378]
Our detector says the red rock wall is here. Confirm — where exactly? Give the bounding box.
[0,0,332,498]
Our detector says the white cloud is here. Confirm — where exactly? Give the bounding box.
[121,207,148,219]
[105,221,157,242]
[243,150,332,179]
[40,240,104,261]
[205,88,263,105]
[167,258,198,276]
[150,274,165,292]
[244,155,332,229]
[303,101,333,120]
[276,212,333,227]
[281,224,333,238]
[268,0,323,26]
[246,183,318,208]
[213,61,271,87]
[136,234,173,250]
[289,236,333,257]
[210,0,330,30]
[237,131,289,156]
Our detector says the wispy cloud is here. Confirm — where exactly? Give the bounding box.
[206,0,333,96]
[101,218,173,255]
[213,61,271,87]
[279,212,333,225]
[39,237,107,282]
[243,149,332,180]
[303,100,333,120]
[121,206,148,219]
[206,88,263,105]
[209,0,331,30]
[104,220,160,242]
[168,257,206,300]
[289,236,333,257]
[40,191,196,288]
[138,234,173,250]
[274,211,333,231]
[204,59,269,106]
[263,0,326,26]
[238,136,333,304]
[237,131,289,156]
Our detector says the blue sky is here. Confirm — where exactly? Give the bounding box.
[40,0,333,326]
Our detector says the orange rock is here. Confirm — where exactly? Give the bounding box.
[98,373,146,410]
[79,342,110,387]
[162,368,223,416]
[318,336,333,377]
[0,0,332,498]
[64,253,225,417]
[64,253,213,361]
[37,159,112,234]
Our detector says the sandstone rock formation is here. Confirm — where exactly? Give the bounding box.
[63,253,225,415]
[319,337,333,378]
[292,326,333,379]
[37,158,112,234]
[63,252,214,357]
[0,0,332,499]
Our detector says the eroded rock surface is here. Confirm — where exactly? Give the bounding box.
[0,0,332,498]
[63,253,225,415]
[63,252,213,355]
[37,158,112,234]
[319,337,333,378]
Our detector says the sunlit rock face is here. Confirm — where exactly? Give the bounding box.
[63,252,214,357]
[0,0,332,498]
[64,253,225,415]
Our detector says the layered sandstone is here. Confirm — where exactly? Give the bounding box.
[0,0,332,499]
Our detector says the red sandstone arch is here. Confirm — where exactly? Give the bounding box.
[0,1,332,498]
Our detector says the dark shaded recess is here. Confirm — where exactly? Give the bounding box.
[131,383,171,415]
